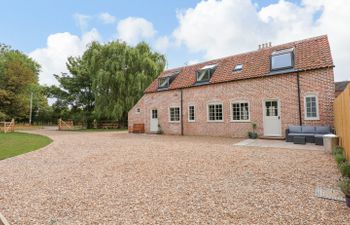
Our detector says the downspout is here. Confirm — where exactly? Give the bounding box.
[297,73,302,126]
[180,89,184,135]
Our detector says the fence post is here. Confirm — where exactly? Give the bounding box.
[58,118,61,131]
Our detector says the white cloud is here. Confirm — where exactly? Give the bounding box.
[155,36,170,52]
[173,0,350,81]
[73,13,91,31]
[29,29,101,85]
[98,12,116,24]
[116,17,156,45]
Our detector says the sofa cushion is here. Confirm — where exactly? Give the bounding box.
[302,126,315,133]
[315,126,331,134]
[289,125,302,133]
[288,133,315,137]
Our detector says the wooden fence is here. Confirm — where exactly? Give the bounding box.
[58,119,74,131]
[0,119,15,133]
[334,84,350,160]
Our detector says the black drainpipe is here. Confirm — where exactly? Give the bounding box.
[180,89,184,135]
[297,72,302,126]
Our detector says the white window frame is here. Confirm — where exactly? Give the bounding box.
[188,105,195,122]
[135,108,141,114]
[230,101,250,122]
[207,102,224,122]
[304,94,319,120]
[168,106,181,123]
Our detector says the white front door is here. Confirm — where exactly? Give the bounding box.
[150,109,159,132]
[263,100,281,136]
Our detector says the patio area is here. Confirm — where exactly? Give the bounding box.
[234,139,324,151]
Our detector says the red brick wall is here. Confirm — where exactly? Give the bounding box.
[128,68,335,137]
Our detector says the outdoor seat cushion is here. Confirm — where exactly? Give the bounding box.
[288,133,315,137]
[301,126,316,133]
[314,134,325,138]
[315,126,331,134]
[288,125,302,133]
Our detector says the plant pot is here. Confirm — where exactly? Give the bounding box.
[250,132,258,139]
[346,196,350,208]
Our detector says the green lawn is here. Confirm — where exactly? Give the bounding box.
[0,132,52,160]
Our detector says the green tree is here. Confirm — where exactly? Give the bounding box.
[0,44,47,122]
[52,41,165,127]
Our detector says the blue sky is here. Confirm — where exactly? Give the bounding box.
[1,0,349,84]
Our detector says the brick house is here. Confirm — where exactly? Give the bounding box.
[128,35,335,138]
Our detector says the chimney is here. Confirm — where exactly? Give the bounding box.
[258,42,272,50]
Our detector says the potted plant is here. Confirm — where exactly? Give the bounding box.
[157,124,162,134]
[338,177,350,207]
[248,123,258,139]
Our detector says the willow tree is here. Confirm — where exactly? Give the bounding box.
[53,41,165,127]
[92,42,165,125]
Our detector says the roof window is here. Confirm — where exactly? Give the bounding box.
[271,48,294,71]
[233,64,243,72]
[196,64,217,83]
[158,70,180,89]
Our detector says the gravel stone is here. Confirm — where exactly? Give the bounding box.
[0,130,349,225]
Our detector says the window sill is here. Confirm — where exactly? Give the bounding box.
[188,120,196,123]
[304,117,320,121]
[169,121,181,123]
[230,120,251,123]
[207,120,224,123]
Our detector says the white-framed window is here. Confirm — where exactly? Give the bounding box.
[169,107,180,122]
[196,64,217,83]
[136,108,141,114]
[231,101,250,122]
[304,95,319,120]
[188,105,195,122]
[208,103,223,122]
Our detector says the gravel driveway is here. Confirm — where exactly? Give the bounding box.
[0,130,349,224]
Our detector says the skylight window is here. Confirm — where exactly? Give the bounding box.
[233,64,243,72]
[196,64,217,83]
[271,48,294,71]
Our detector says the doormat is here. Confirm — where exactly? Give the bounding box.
[315,186,345,202]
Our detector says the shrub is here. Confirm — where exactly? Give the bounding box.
[334,153,347,164]
[338,177,350,196]
[339,162,350,177]
[333,146,344,156]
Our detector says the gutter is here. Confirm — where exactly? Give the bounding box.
[180,89,184,136]
[297,72,303,126]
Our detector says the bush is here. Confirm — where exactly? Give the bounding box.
[339,162,350,177]
[333,146,344,156]
[334,153,347,164]
[338,177,350,196]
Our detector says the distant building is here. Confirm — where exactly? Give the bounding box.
[335,81,350,97]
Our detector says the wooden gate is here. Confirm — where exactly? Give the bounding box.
[334,84,350,160]
[0,119,15,133]
[58,119,74,131]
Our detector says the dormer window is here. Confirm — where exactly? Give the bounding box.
[158,70,181,90]
[271,48,294,71]
[233,64,243,72]
[158,77,170,89]
[196,64,217,83]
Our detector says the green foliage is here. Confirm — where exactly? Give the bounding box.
[0,44,48,122]
[339,162,350,178]
[334,153,347,165]
[334,146,344,155]
[338,177,350,196]
[51,41,165,127]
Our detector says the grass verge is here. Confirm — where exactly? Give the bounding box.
[0,132,52,160]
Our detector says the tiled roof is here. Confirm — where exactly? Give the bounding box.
[335,81,350,92]
[145,35,334,93]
